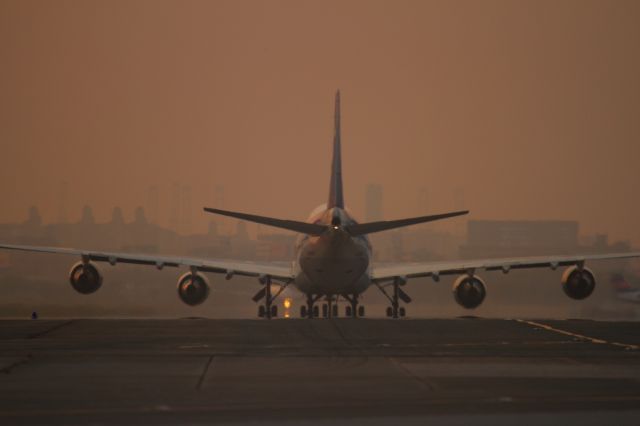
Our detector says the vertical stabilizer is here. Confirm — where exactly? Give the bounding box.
[327,90,344,208]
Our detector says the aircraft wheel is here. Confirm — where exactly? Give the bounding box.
[358,306,365,318]
[332,304,338,317]
[313,305,320,318]
[399,307,406,318]
[300,306,307,318]
[322,303,328,318]
[271,305,278,318]
[345,306,352,317]
[258,305,265,318]
[386,307,393,317]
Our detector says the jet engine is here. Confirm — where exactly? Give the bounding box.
[177,272,210,306]
[561,266,596,300]
[69,262,103,294]
[452,274,486,309]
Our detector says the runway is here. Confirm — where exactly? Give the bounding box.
[0,318,639,425]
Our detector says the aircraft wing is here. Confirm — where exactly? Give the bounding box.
[371,252,640,282]
[0,243,294,282]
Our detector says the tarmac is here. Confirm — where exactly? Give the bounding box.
[0,318,639,425]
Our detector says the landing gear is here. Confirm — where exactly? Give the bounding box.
[301,294,323,318]
[386,306,406,318]
[300,303,320,318]
[301,293,364,319]
[320,304,339,318]
[252,275,289,319]
[377,277,411,319]
[258,305,279,318]
[358,305,365,318]
[307,294,315,319]
[263,276,274,319]
[321,296,340,318]
[343,294,363,318]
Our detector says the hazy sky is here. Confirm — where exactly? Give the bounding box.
[1,0,639,244]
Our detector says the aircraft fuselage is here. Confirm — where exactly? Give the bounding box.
[294,207,371,296]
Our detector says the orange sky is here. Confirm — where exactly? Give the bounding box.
[1,0,639,244]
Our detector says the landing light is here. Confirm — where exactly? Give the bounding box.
[333,226,339,230]
[283,298,292,309]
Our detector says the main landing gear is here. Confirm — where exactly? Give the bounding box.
[376,277,411,319]
[299,294,366,318]
[253,275,289,319]
[300,294,323,318]
[343,294,365,318]
[321,295,339,318]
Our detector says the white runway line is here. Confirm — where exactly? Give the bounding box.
[515,319,639,351]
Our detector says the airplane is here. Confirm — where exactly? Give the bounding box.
[2,91,640,319]
[610,272,640,304]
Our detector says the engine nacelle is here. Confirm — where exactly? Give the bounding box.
[69,262,103,294]
[177,272,210,306]
[561,266,596,300]
[453,275,486,309]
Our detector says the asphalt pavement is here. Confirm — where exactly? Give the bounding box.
[0,318,638,425]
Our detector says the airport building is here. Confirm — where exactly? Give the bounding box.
[459,220,579,259]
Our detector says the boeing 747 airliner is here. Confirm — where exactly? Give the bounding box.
[2,92,639,318]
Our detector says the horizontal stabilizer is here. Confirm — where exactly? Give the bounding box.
[203,207,327,236]
[345,210,469,236]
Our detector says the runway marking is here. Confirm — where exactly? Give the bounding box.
[28,320,75,339]
[515,319,639,351]
[179,344,211,349]
[196,355,214,390]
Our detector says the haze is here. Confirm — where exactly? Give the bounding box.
[1,0,639,245]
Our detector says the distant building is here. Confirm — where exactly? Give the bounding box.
[24,206,42,227]
[79,206,95,225]
[146,186,159,225]
[180,185,192,234]
[111,207,125,225]
[365,184,383,222]
[57,181,68,224]
[169,183,180,233]
[232,221,254,258]
[256,233,295,260]
[460,220,579,258]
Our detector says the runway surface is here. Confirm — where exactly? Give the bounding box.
[0,318,639,425]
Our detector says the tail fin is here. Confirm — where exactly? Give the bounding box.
[610,273,632,291]
[327,90,344,209]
